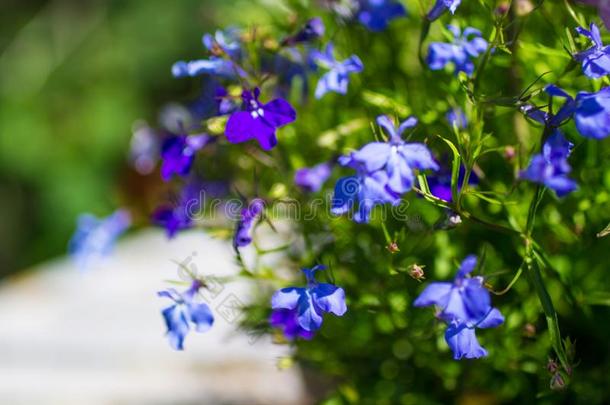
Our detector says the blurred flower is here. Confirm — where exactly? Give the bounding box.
[520,130,577,197]
[414,255,492,324]
[572,87,610,139]
[446,107,467,128]
[152,181,207,238]
[357,0,407,32]
[574,23,610,79]
[225,88,296,150]
[426,163,477,202]
[158,280,214,350]
[129,121,160,175]
[283,18,325,46]
[550,372,566,390]
[160,134,212,181]
[271,265,347,332]
[427,25,488,76]
[234,198,265,247]
[444,308,504,359]
[69,209,131,271]
[270,308,315,340]
[577,0,610,30]
[202,28,241,58]
[295,162,333,192]
[427,0,462,21]
[311,42,363,98]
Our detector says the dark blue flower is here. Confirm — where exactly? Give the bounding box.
[283,18,325,46]
[446,107,467,128]
[225,88,296,150]
[311,43,363,98]
[160,134,212,181]
[427,0,462,21]
[234,198,265,247]
[295,162,332,192]
[269,308,315,340]
[426,163,477,202]
[271,265,347,332]
[357,0,407,32]
[574,23,610,78]
[445,308,504,359]
[158,280,214,350]
[520,130,577,197]
[427,25,488,76]
[152,181,207,238]
[69,209,131,270]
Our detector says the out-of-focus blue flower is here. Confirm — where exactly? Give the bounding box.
[426,163,478,202]
[263,50,312,101]
[446,107,467,128]
[158,280,214,350]
[427,0,462,21]
[357,0,407,32]
[520,130,577,197]
[271,265,347,332]
[202,28,241,58]
[295,162,333,192]
[269,308,315,340]
[347,115,439,195]
[225,88,296,150]
[427,25,488,76]
[283,18,325,46]
[160,134,212,181]
[414,255,504,360]
[311,43,363,98]
[445,308,504,359]
[129,122,160,175]
[69,209,131,270]
[577,1,610,31]
[574,23,610,78]
[152,181,206,238]
[234,198,265,247]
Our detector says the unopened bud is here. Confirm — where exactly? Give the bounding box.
[550,373,565,390]
[387,241,400,253]
[504,145,516,160]
[546,359,559,374]
[409,264,426,281]
[523,323,536,337]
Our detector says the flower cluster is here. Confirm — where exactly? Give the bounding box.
[427,25,488,76]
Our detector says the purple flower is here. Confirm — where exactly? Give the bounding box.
[271,265,347,332]
[357,0,407,32]
[152,181,205,238]
[520,130,577,197]
[69,209,131,270]
[225,88,296,150]
[202,28,241,58]
[332,172,399,223]
[269,308,315,340]
[445,308,504,359]
[574,23,610,78]
[311,43,363,98]
[427,25,488,76]
[414,255,504,360]
[577,1,610,30]
[426,163,477,202]
[446,107,467,128]
[283,18,325,46]
[295,162,333,192]
[158,280,214,350]
[347,115,439,195]
[160,134,212,181]
[234,198,265,247]
[427,0,462,21]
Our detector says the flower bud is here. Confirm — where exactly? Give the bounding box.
[550,373,566,390]
[409,264,426,281]
[387,241,400,253]
[546,359,559,374]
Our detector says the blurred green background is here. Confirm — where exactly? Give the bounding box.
[0,0,269,275]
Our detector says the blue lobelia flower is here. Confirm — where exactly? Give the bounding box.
[348,115,439,195]
[543,84,610,139]
[158,280,214,350]
[574,23,610,78]
[295,162,333,192]
[69,209,131,271]
[427,25,488,76]
[225,88,296,150]
[427,0,462,21]
[520,130,577,197]
[202,28,241,59]
[426,163,477,202]
[357,0,407,32]
[414,255,504,360]
[160,134,212,181]
[578,1,610,31]
[271,265,347,332]
[445,307,504,359]
[282,18,325,46]
[446,107,467,128]
[234,198,265,248]
[151,181,206,238]
[269,308,315,340]
[311,42,363,99]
